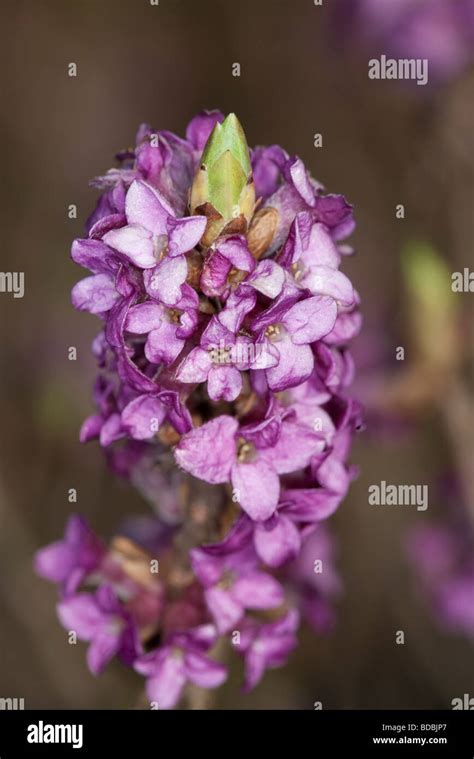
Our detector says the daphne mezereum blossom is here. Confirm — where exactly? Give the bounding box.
[35,111,361,707]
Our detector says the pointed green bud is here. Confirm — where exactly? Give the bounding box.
[201,113,252,178]
[190,113,255,246]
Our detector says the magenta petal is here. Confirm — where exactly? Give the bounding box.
[317,455,350,496]
[266,332,314,392]
[145,322,184,366]
[177,347,212,383]
[167,215,206,257]
[144,255,188,306]
[301,265,354,306]
[218,287,257,332]
[125,180,173,236]
[87,628,121,675]
[186,110,224,151]
[200,315,234,349]
[146,653,187,709]
[232,571,284,609]
[121,395,166,440]
[243,649,267,692]
[283,296,337,344]
[260,420,324,475]
[79,414,103,442]
[282,488,341,522]
[288,158,316,206]
[175,416,238,484]
[241,415,281,450]
[191,548,225,587]
[103,224,156,268]
[71,238,117,274]
[88,213,127,241]
[215,236,255,273]
[134,648,168,678]
[57,594,104,639]
[249,260,285,298]
[34,543,74,584]
[71,274,119,314]
[254,515,301,567]
[303,222,341,268]
[126,302,163,333]
[184,651,227,688]
[207,365,242,402]
[99,413,124,447]
[231,459,280,521]
[205,587,243,634]
[251,337,280,370]
[200,251,232,298]
[324,310,363,345]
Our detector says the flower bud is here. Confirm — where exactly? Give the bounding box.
[190,113,255,246]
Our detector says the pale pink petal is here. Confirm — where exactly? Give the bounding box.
[266,332,314,392]
[125,302,163,333]
[125,180,173,236]
[184,651,227,688]
[144,256,188,306]
[232,571,285,609]
[254,515,301,567]
[207,365,242,402]
[283,295,337,344]
[175,416,238,484]
[103,224,155,268]
[205,587,243,634]
[146,653,187,709]
[167,215,207,257]
[176,347,212,384]
[231,459,280,521]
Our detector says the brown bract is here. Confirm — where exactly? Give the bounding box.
[247,206,279,258]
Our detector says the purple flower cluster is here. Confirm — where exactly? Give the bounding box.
[36,111,361,707]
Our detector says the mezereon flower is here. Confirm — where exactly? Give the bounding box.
[35,112,361,708]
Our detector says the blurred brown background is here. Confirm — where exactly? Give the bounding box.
[0,0,473,709]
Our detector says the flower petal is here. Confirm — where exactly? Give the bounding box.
[254,515,301,567]
[204,587,243,634]
[71,274,120,314]
[121,395,166,440]
[104,224,156,268]
[207,365,242,402]
[215,235,255,273]
[125,179,174,236]
[283,295,337,345]
[232,571,285,609]
[57,594,104,640]
[186,110,224,151]
[145,322,185,366]
[145,653,187,710]
[184,651,227,688]
[71,238,118,274]
[260,420,324,474]
[300,265,354,306]
[167,215,207,257]
[176,347,212,384]
[175,416,238,484]
[144,255,188,306]
[87,628,121,675]
[125,302,163,333]
[231,459,280,521]
[265,332,314,392]
[249,260,285,298]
